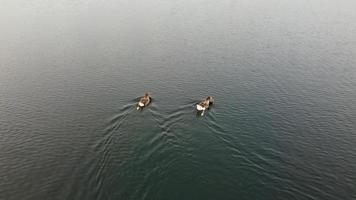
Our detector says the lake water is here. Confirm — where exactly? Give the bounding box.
[1,0,356,199]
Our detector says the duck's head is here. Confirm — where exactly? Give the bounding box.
[206,96,214,101]
[144,92,150,97]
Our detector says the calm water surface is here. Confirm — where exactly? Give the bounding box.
[1,0,356,199]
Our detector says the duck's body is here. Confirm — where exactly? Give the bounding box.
[196,96,214,115]
[196,100,210,111]
[137,92,151,110]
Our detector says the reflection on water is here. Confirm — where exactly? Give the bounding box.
[1,0,356,199]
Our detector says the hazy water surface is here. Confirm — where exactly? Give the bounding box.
[1,0,356,199]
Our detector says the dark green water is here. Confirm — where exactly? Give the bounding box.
[1,0,356,199]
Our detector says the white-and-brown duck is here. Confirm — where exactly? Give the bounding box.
[137,92,151,110]
[196,96,214,116]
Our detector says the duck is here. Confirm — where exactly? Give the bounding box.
[196,96,214,116]
[137,92,151,110]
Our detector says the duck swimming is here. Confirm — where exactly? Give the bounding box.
[196,96,214,116]
[137,92,151,110]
